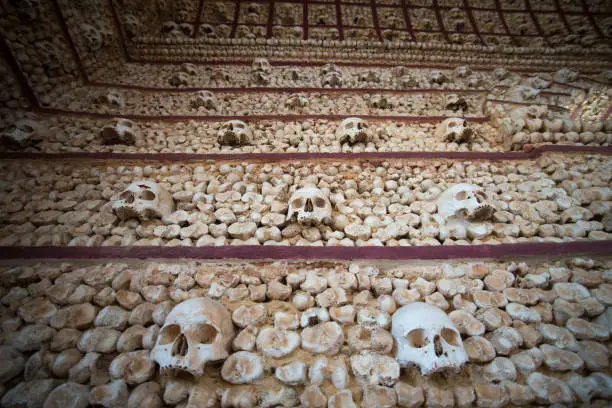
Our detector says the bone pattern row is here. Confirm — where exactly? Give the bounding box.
[0,154,610,247]
[0,258,610,407]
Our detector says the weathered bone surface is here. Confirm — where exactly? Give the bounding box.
[287,186,332,227]
[335,117,371,145]
[392,302,468,375]
[151,297,234,377]
[100,118,141,145]
[112,180,175,221]
[217,120,253,146]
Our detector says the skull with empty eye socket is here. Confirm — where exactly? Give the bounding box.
[217,120,253,146]
[436,183,494,222]
[151,297,235,377]
[287,186,332,227]
[112,180,175,221]
[434,117,473,143]
[335,117,371,145]
[392,302,467,375]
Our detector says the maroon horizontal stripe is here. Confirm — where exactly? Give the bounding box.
[0,240,609,261]
[88,83,491,94]
[2,145,610,162]
[36,108,489,123]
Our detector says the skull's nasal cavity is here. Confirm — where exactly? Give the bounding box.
[172,334,188,357]
[434,334,443,357]
[305,198,313,212]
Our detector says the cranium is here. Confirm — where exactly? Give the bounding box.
[287,186,332,227]
[122,14,141,39]
[321,63,340,77]
[252,58,271,74]
[285,93,309,109]
[161,21,180,36]
[112,180,175,220]
[445,94,468,112]
[81,24,104,52]
[322,71,343,88]
[217,120,253,146]
[335,117,371,144]
[100,118,141,145]
[95,91,125,107]
[151,298,234,377]
[168,72,189,87]
[190,91,217,110]
[398,74,418,88]
[434,118,473,143]
[436,183,494,222]
[359,70,381,83]
[430,70,448,85]
[492,67,509,80]
[454,65,471,78]
[1,118,46,149]
[283,67,302,81]
[180,63,197,76]
[392,302,467,375]
[179,23,194,37]
[370,95,392,109]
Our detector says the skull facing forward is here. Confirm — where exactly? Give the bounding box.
[436,183,494,222]
[335,117,371,145]
[435,118,474,143]
[217,120,253,146]
[151,298,235,377]
[112,180,175,221]
[287,186,332,227]
[392,302,467,375]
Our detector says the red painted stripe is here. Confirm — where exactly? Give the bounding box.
[2,145,610,162]
[35,108,490,123]
[0,241,609,261]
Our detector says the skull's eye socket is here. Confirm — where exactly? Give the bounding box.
[120,191,135,203]
[441,328,461,346]
[345,122,355,129]
[292,198,304,208]
[314,197,326,208]
[405,329,429,348]
[188,323,219,344]
[138,188,156,201]
[158,324,181,345]
[455,191,468,200]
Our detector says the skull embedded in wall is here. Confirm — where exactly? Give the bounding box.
[217,120,253,146]
[122,14,141,39]
[287,186,333,227]
[81,24,104,52]
[1,118,46,149]
[179,23,194,37]
[336,117,371,144]
[436,183,494,223]
[180,63,197,76]
[95,91,125,107]
[112,180,175,220]
[168,72,190,87]
[285,93,309,109]
[359,70,381,83]
[454,65,471,78]
[434,118,473,143]
[151,297,234,377]
[445,94,468,112]
[370,95,392,109]
[392,302,467,375]
[429,70,448,85]
[161,21,180,36]
[190,91,217,110]
[100,118,141,145]
[283,67,302,81]
[251,58,272,84]
[398,74,418,88]
[322,71,343,88]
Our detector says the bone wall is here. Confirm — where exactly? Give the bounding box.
[0,153,610,247]
[0,257,610,407]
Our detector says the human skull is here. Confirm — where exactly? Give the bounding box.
[283,67,302,81]
[217,120,253,146]
[252,58,271,74]
[370,95,392,109]
[392,302,467,375]
[190,91,217,110]
[434,118,474,143]
[398,74,418,88]
[122,14,141,39]
[321,63,340,77]
[151,297,234,377]
[81,24,104,52]
[322,71,343,88]
[335,117,371,144]
[101,118,141,145]
[180,63,197,76]
[112,180,175,220]
[359,70,381,83]
[454,65,471,78]
[436,183,494,222]
[445,94,468,112]
[168,72,189,87]
[1,118,46,149]
[287,186,332,227]
[430,70,448,85]
[179,23,194,37]
[161,21,180,36]
[285,93,309,109]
